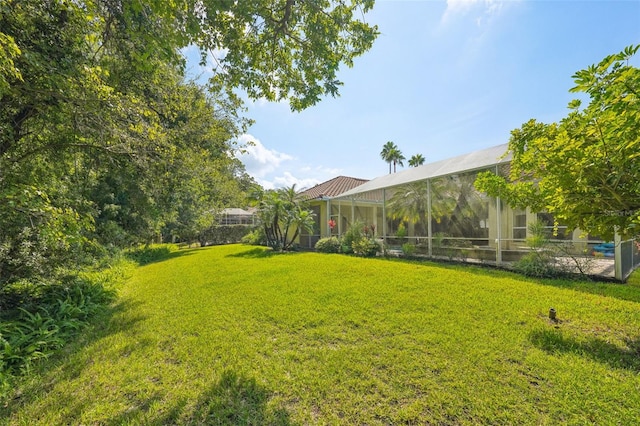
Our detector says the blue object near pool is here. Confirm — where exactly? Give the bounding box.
[592,243,615,257]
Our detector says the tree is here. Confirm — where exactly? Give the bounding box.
[254,185,315,251]
[390,148,405,173]
[380,141,397,174]
[408,154,425,167]
[387,181,430,236]
[0,0,379,295]
[475,45,640,241]
[95,0,378,112]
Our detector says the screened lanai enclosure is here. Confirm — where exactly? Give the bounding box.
[325,144,639,281]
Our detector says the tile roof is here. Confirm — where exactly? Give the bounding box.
[298,176,369,200]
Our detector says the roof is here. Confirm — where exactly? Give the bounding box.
[298,176,369,200]
[220,208,255,216]
[334,143,511,199]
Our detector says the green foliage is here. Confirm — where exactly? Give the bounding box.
[513,221,566,278]
[339,221,379,257]
[340,221,366,254]
[395,223,408,239]
[351,238,380,257]
[0,0,379,400]
[253,186,315,251]
[124,244,180,266]
[475,45,640,241]
[4,245,640,423]
[198,225,254,246]
[0,259,128,397]
[1,0,375,291]
[401,243,416,256]
[386,181,430,237]
[196,0,379,111]
[241,228,267,246]
[380,141,405,173]
[431,233,472,261]
[408,154,426,167]
[314,237,342,253]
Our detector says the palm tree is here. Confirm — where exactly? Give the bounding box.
[408,154,425,167]
[255,184,316,250]
[380,141,397,174]
[390,148,405,173]
[386,181,430,236]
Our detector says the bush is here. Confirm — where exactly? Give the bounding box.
[401,243,416,257]
[315,237,341,253]
[199,225,254,246]
[124,244,179,265]
[241,228,266,246]
[352,238,380,257]
[513,221,568,278]
[341,221,365,254]
[0,258,128,400]
[513,252,558,277]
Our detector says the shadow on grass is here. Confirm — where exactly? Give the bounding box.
[529,328,640,372]
[226,247,276,259]
[105,370,291,425]
[381,255,640,304]
[124,245,196,266]
[0,298,148,416]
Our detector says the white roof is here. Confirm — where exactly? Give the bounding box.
[220,208,254,216]
[334,143,511,199]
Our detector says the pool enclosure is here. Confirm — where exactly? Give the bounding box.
[321,144,639,281]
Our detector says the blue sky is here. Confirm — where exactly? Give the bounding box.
[186,0,640,190]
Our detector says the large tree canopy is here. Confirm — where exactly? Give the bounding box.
[0,0,378,287]
[74,0,378,111]
[475,45,640,241]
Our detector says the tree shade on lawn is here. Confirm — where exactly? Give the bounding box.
[2,244,640,424]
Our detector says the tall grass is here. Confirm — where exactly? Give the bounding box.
[2,244,640,424]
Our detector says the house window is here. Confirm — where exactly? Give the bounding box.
[513,210,527,240]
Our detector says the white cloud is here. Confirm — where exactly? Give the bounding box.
[236,134,294,179]
[272,172,322,191]
[441,0,504,27]
[254,174,319,191]
[235,134,346,190]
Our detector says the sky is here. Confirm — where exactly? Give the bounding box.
[185,0,640,190]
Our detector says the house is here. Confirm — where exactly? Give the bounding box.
[218,207,257,225]
[326,143,639,281]
[296,176,369,248]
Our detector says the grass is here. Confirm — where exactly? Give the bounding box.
[2,244,640,424]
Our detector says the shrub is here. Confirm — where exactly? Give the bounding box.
[241,228,266,246]
[513,252,560,278]
[341,221,365,254]
[199,225,254,246]
[0,259,127,400]
[124,244,179,265]
[401,243,416,257]
[352,238,380,257]
[315,237,341,253]
[513,221,568,278]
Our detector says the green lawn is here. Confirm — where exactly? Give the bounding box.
[3,244,640,425]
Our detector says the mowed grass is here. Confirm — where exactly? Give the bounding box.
[3,244,640,425]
